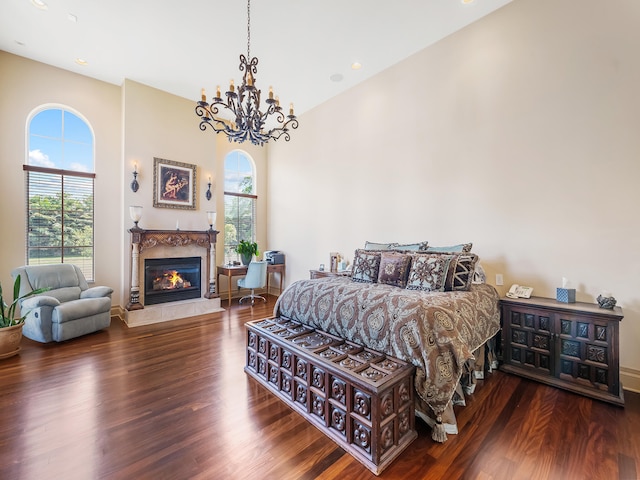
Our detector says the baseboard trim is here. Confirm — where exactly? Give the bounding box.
[110,305,125,321]
[621,367,640,393]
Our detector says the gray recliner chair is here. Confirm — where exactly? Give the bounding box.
[11,264,113,343]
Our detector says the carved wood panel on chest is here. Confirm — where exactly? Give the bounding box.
[245,317,417,475]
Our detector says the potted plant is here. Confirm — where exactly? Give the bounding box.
[0,275,48,359]
[235,240,259,266]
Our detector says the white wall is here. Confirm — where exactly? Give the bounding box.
[0,51,122,304]
[268,0,640,375]
[121,79,269,300]
[2,0,638,384]
[121,79,217,305]
[0,54,270,310]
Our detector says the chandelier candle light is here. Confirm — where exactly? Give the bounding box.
[195,0,298,146]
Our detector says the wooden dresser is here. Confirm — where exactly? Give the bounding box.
[500,296,624,406]
[309,269,352,279]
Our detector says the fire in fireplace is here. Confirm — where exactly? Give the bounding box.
[144,257,201,305]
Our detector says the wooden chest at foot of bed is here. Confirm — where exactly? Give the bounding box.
[245,317,417,476]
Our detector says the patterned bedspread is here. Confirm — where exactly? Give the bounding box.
[274,277,501,420]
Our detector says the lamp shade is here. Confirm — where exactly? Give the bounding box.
[129,205,143,223]
[206,211,216,226]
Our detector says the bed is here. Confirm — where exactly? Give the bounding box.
[273,248,501,442]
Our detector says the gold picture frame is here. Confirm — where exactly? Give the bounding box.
[153,157,196,210]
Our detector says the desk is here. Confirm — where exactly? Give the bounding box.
[217,263,285,305]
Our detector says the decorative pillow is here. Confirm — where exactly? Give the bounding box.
[377,252,412,288]
[426,243,473,253]
[472,262,486,284]
[393,241,429,252]
[364,241,395,251]
[405,254,454,292]
[445,253,478,291]
[351,249,382,283]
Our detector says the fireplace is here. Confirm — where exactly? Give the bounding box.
[144,257,201,305]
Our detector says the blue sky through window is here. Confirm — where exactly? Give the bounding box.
[29,109,94,172]
[224,151,253,193]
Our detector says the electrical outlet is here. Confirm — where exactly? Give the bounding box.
[495,274,504,286]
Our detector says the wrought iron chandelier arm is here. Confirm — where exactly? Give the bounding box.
[267,116,299,142]
[259,100,280,124]
[195,103,227,133]
[194,0,298,145]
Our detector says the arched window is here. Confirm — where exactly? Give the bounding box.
[25,106,95,281]
[224,150,257,264]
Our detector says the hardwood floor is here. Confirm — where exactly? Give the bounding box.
[1,296,638,480]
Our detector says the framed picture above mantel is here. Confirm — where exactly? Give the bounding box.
[153,157,196,210]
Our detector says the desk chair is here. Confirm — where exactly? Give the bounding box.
[237,261,267,305]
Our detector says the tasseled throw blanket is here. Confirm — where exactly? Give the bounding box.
[274,277,501,442]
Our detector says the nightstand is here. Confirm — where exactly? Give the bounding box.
[309,269,352,279]
[500,296,624,405]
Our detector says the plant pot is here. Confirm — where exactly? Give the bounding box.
[0,323,23,360]
[241,253,253,266]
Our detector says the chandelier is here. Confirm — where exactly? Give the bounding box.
[195,0,298,146]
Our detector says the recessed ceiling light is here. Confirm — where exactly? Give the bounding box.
[68,13,77,22]
[75,58,88,66]
[15,40,25,46]
[461,0,476,4]
[330,73,344,83]
[31,0,48,10]
[351,62,362,70]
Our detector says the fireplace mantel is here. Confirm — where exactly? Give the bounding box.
[127,227,219,311]
[131,228,217,253]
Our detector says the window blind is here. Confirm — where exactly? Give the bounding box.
[224,191,257,264]
[24,165,95,281]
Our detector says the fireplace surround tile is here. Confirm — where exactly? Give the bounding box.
[124,297,223,327]
[126,228,221,325]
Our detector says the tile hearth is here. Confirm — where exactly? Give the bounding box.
[124,297,223,327]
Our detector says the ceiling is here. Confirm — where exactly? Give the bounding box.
[0,0,513,115]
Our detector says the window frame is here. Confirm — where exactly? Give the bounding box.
[223,150,257,264]
[25,106,96,281]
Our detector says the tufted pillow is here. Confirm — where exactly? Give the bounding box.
[351,249,382,283]
[426,243,473,253]
[392,241,429,252]
[364,241,395,251]
[377,252,412,288]
[405,253,454,292]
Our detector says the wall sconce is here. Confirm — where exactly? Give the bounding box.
[129,205,142,228]
[207,211,216,230]
[205,176,212,201]
[131,164,139,193]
